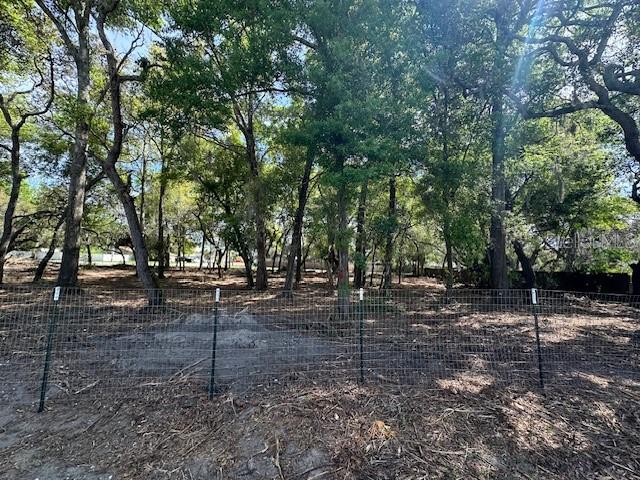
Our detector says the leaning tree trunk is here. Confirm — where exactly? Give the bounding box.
[104,162,161,304]
[216,247,225,279]
[512,239,535,289]
[283,151,314,292]
[199,235,205,270]
[0,129,22,284]
[34,214,65,282]
[97,17,160,305]
[240,251,254,288]
[382,176,397,290]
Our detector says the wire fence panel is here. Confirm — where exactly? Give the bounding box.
[50,288,216,399]
[0,286,638,409]
[217,290,354,390]
[537,290,640,389]
[0,286,52,403]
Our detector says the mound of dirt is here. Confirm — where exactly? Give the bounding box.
[88,309,350,392]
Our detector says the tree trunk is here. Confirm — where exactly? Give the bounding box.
[33,215,65,282]
[444,229,454,289]
[284,150,314,291]
[299,236,313,284]
[58,40,90,287]
[0,52,53,283]
[296,236,304,284]
[86,243,92,266]
[0,129,22,284]
[139,147,147,233]
[104,163,160,301]
[157,159,167,279]
[217,247,225,279]
[240,252,254,288]
[353,179,368,288]
[489,17,509,291]
[271,241,278,273]
[250,162,268,289]
[489,96,508,290]
[336,160,350,317]
[512,239,535,288]
[277,234,286,272]
[382,176,397,290]
[237,101,268,290]
[164,234,170,271]
[35,1,91,288]
[369,244,377,287]
[199,235,205,270]
[97,19,160,304]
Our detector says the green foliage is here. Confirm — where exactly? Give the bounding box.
[2,0,639,287]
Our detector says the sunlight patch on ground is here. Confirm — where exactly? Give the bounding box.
[437,372,495,394]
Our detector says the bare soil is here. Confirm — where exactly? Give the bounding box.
[0,257,445,292]
[1,382,639,479]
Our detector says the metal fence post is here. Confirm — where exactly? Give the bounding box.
[531,288,545,391]
[359,287,365,384]
[38,286,61,413]
[208,287,221,399]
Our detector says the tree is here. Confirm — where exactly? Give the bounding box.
[517,1,640,198]
[189,138,258,288]
[92,0,161,303]
[508,114,634,280]
[34,0,95,287]
[0,13,54,282]
[162,0,300,290]
[281,118,316,292]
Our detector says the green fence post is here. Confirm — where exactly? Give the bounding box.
[38,286,61,413]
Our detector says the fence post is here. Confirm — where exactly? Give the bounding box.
[530,288,545,391]
[208,287,221,399]
[38,286,61,413]
[359,287,365,384]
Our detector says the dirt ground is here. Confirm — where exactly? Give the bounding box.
[0,261,639,479]
[0,258,446,292]
[1,382,639,479]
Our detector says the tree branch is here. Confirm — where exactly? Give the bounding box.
[34,0,79,59]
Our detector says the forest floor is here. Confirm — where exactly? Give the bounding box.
[2,381,639,479]
[0,257,445,291]
[0,261,639,479]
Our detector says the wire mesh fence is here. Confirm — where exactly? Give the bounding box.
[0,285,638,410]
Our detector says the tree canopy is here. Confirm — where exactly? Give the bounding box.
[1,0,638,300]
